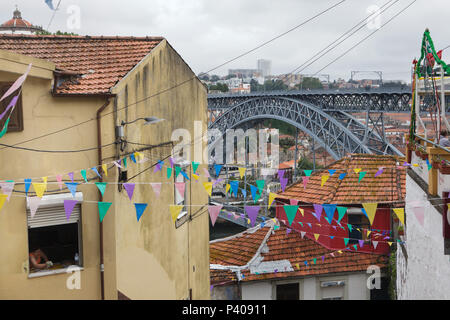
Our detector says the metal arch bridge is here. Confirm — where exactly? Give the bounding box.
[207,88,414,159]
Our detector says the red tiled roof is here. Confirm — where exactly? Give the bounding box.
[210,221,388,284]
[0,34,164,95]
[278,154,406,205]
[1,18,33,28]
[279,160,295,170]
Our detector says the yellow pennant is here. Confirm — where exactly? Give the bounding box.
[192,174,200,181]
[203,182,213,197]
[354,168,362,174]
[321,175,329,187]
[299,208,304,217]
[0,194,8,212]
[338,250,343,254]
[226,184,231,194]
[169,205,184,224]
[102,164,108,177]
[32,183,47,198]
[393,208,405,225]
[296,263,300,270]
[42,177,48,191]
[268,193,277,209]
[362,202,378,225]
[239,168,246,179]
[412,163,419,167]
[272,218,277,224]
[314,234,320,241]
[387,242,393,247]
[367,230,371,237]
[247,218,251,225]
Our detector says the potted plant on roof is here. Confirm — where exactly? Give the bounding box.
[438,160,450,174]
[398,225,405,236]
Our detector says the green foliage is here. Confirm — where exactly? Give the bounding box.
[297,157,322,173]
[295,77,323,90]
[251,79,288,92]
[35,29,79,36]
[280,138,295,151]
[388,245,397,300]
[208,83,229,92]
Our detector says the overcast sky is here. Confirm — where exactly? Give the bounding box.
[1,0,449,82]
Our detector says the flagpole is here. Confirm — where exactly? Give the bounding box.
[46,0,62,31]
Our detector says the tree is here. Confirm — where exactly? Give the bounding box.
[295,77,323,90]
[208,83,229,92]
[35,29,79,36]
[210,75,221,82]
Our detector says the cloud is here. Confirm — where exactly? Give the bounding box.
[1,0,449,82]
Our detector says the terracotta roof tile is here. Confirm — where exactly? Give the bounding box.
[278,154,406,205]
[210,222,388,284]
[0,34,164,95]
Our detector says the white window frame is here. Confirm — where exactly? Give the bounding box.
[26,192,84,277]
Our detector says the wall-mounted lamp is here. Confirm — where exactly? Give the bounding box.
[116,117,165,140]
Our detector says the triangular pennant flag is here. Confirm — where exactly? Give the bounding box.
[91,167,101,178]
[98,202,113,222]
[0,194,8,212]
[313,204,323,222]
[203,182,213,197]
[256,180,265,195]
[393,208,405,225]
[24,179,32,196]
[123,157,127,168]
[180,170,190,181]
[81,170,88,183]
[175,166,181,178]
[167,167,173,179]
[169,157,175,168]
[32,183,47,198]
[286,228,291,235]
[358,171,367,183]
[375,167,384,177]
[150,183,162,198]
[358,240,364,248]
[64,200,78,221]
[229,181,239,197]
[387,242,393,247]
[323,204,337,224]
[300,231,306,238]
[413,206,425,226]
[336,206,347,223]
[362,203,378,225]
[307,223,312,228]
[313,258,317,264]
[123,183,135,201]
[304,170,312,177]
[169,205,183,223]
[237,167,246,179]
[95,182,107,197]
[283,205,299,226]
[244,206,260,227]
[29,197,42,218]
[278,169,285,179]
[134,203,148,222]
[344,238,349,246]
[353,245,358,251]
[56,175,63,190]
[302,176,310,190]
[321,175,329,187]
[102,164,108,177]
[314,234,320,241]
[372,241,379,250]
[0,181,14,201]
[268,193,277,209]
[214,164,223,177]
[347,224,353,232]
[241,188,247,198]
[113,161,123,169]
[328,169,336,176]
[338,173,347,180]
[280,177,288,192]
[250,185,259,203]
[329,236,335,239]
[175,182,186,200]
[367,230,372,237]
[354,168,362,174]
[208,205,223,227]
[225,184,231,194]
[203,168,210,178]
[65,182,78,198]
[130,153,137,164]
[192,162,200,174]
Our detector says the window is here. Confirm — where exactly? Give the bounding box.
[0,82,23,132]
[320,279,345,300]
[174,162,189,228]
[276,283,299,300]
[348,208,370,244]
[27,193,83,275]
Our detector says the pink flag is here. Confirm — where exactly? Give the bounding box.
[0,63,31,103]
[203,168,210,178]
[0,96,18,121]
[150,183,162,198]
[208,205,223,227]
[175,182,186,200]
[290,199,299,206]
[413,206,425,226]
[56,175,63,190]
[0,181,15,201]
[302,176,310,190]
[123,183,135,201]
[28,197,42,218]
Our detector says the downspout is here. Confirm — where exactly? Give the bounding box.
[97,97,111,300]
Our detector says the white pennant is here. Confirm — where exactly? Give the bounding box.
[28,197,42,219]
[0,181,15,201]
[300,231,306,239]
[372,241,378,250]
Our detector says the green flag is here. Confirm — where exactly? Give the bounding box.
[337,206,347,223]
[283,205,299,226]
[0,118,10,139]
[175,166,181,178]
[95,182,107,197]
[167,167,173,179]
[98,202,112,222]
[192,162,200,174]
[256,180,265,195]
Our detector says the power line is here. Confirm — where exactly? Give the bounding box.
[312,0,417,76]
[0,0,347,152]
[0,141,116,153]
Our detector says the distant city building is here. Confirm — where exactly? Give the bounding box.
[0,7,43,34]
[228,69,260,79]
[257,59,272,78]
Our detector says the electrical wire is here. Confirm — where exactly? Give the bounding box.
[0,0,347,151]
[0,141,117,153]
[312,0,417,76]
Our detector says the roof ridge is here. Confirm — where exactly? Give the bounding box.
[0,34,165,41]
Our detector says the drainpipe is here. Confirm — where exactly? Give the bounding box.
[97,97,111,300]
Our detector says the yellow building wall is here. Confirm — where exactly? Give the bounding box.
[102,40,210,300]
[0,52,106,299]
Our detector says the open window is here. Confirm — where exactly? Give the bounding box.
[0,82,24,132]
[347,208,370,244]
[275,282,300,300]
[27,192,83,276]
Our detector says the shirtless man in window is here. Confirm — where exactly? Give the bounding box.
[29,248,53,270]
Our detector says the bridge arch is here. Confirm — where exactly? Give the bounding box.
[208,96,402,160]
